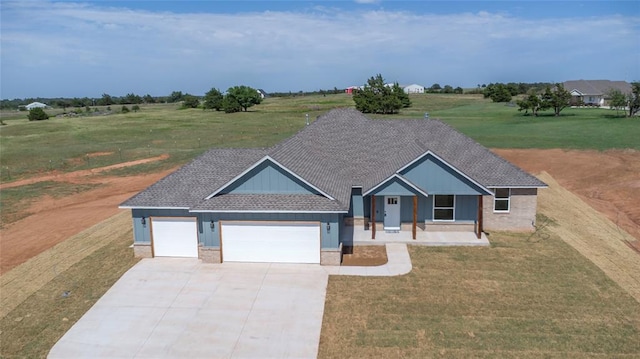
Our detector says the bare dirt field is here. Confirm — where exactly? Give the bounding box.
[495,149,640,252]
[0,158,175,274]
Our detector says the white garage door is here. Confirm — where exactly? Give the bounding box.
[151,217,198,258]
[222,222,320,264]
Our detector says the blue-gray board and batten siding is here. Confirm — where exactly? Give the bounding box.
[399,153,489,195]
[364,194,478,223]
[222,160,320,195]
[131,209,341,250]
[354,153,486,224]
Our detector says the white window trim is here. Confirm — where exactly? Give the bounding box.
[493,188,511,213]
[433,194,455,222]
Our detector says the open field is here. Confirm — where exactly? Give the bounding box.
[1,94,638,183]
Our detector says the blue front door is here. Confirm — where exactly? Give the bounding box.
[384,196,400,230]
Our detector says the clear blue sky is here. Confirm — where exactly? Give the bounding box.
[1,0,639,99]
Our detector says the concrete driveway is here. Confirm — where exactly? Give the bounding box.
[48,258,329,358]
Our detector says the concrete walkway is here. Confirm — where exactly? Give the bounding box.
[323,243,412,276]
[49,244,413,358]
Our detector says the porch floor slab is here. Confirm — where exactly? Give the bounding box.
[345,226,490,246]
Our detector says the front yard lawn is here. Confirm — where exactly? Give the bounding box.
[319,232,640,358]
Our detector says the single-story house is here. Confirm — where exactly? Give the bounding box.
[24,102,50,110]
[120,108,546,265]
[403,84,425,94]
[564,80,632,107]
[256,89,268,99]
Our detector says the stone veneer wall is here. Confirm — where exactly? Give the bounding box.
[199,247,221,263]
[133,243,152,258]
[483,188,538,232]
[321,244,343,265]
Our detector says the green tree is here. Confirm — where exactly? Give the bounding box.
[608,89,627,116]
[484,83,512,102]
[353,74,411,114]
[27,107,49,121]
[168,91,184,103]
[453,86,464,94]
[99,93,114,106]
[121,105,130,113]
[224,86,262,112]
[182,94,200,108]
[56,100,70,111]
[222,94,242,113]
[122,93,142,104]
[541,84,571,116]
[132,104,141,112]
[428,83,442,93]
[143,94,155,104]
[442,85,454,94]
[627,82,640,117]
[203,88,224,111]
[516,92,546,116]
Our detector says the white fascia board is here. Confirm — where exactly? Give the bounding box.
[205,155,335,201]
[190,209,348,214]
[396,150,493,195]
[118,206,191,210]
[486,185,549,189]
[362,173,429,197]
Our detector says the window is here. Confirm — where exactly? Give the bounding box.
[387,197,398,205]
[493,188,510,212]
[433,195,454,221]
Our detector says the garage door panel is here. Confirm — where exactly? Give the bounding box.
[152,218,198,258]
[222,222,320,264]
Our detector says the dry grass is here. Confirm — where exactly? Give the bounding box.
[537,172,640,303]
[0,211,132,319]
[319,181,640,358]
[0,212,139,358]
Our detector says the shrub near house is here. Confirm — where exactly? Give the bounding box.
[27,108,49,121]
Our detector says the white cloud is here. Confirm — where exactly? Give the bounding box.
[1,1,638,98]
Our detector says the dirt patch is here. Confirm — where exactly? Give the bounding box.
[86,151,114,157]
[494,148,640,252]
[0,154,170,190]
[0,166,175,274]
[537,172,640,303]
[342,246,388,266]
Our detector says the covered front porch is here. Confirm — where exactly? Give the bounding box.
[342,224,489,246]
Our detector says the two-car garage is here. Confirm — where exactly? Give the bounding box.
[221,222,320,264]
[149,218,320,264]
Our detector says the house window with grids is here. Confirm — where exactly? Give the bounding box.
[433,195,455,221]
[493,188,510,213]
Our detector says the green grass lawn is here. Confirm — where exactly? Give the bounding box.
[1,94,637,182]
[319,231,640,358]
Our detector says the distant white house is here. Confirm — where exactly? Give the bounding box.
[24,102,50,110]
[563,80,631,107]
[256,89,268,99]
[403,84,425,94]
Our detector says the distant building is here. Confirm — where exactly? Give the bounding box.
[256,89,268,99]
[403,84,425,94]
[25,102,49,110]
[563,80,631,107]
[345,86,361,94]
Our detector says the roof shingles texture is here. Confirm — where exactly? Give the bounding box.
[121,108,545,211]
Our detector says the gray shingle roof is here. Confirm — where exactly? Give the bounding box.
[191,194,344,212]
[121,108,546,211]
[563,80,632,96]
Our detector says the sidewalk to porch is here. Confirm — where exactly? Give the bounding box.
[343,225,490,246]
